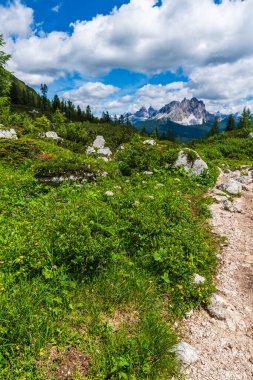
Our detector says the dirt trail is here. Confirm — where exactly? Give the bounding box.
[183,173,253,380]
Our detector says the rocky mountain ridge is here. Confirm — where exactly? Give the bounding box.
[127,98,229,126]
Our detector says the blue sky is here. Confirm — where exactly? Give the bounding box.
[0,0,252,114]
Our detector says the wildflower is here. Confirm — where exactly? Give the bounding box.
[104,191,114,197]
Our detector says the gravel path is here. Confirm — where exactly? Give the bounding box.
[183,172,253,380]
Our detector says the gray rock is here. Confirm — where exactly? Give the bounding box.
[193,273,206,285]
[237,176,252,185]
[173,342,199,366]
[223,200,241,213]
[207,294,231,320]
[0,128,18,139]
[97,147,112,156]
[174,149,208,176]
[143,139,156,146]
[86,146,96,154]
[220,180,242,195]
[93,135,105,149]
[40,131,61,140]
[248,132,253,138]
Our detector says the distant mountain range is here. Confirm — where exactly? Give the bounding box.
[124,98,242,142]
[126,97,230,126]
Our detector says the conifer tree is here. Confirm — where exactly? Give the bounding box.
[208,117,219,137]
[226,114,235,132]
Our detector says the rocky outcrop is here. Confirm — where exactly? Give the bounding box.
[174,149,208,176]
[86,136,112,157]
[0,128,18,139]
[39,131,61,140]
[219,180,242,195]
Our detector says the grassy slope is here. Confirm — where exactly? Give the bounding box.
[0,128,252,379]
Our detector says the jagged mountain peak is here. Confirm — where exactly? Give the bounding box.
[128,97,215,126]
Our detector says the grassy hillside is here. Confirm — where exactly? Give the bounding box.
[0,66,253,378]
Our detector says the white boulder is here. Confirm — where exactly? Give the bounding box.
[174,149,208,176]
[93,135,105,149]
[173,342,199,366]
[0,128,18,139]
[248,132,253,138]
[220,180,242,195]
[87,135,112,157]
[143,139,156,146]
[207,294,231,321]
[40,131,61,140]
[97,147,112,156]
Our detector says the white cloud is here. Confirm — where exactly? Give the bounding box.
[52,3,62,13]
[0,0,33,38]
[62,82,120,113]
[1,0,253,112]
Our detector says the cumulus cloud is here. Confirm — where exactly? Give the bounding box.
[1,0,253,112]
[62,82,121,113]
[0,0,33,38]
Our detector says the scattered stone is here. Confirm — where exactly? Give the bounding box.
[86,146,96,154]
[143,171,153,175]
[93,135,106,149]
[173,342,199,366]
[143,139,156,146]
[174,149,208,176]
[0,128,18,139]
[206,294,231,320]
[86,136,112,157]
[193,274,206,285]
[219,180,242,195]
[97,147,112,156]
[223,199,241,213]
[228,170,240,179]
[39,131,61,140]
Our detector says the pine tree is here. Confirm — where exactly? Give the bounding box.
[208,117,219,137]
[226,114,235,132]
[238,108,252,130]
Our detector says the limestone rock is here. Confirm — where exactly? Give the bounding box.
[206,294,231,320]
[237,176,252,185]
[40,131,61,140]
[86,135,112,156]
[93,135,105,149]
[97,147,112,156]
[143,139,156,146]
[173,342,199,366]
[219,180,242,195]
[0,128,18,139]
[174,149,208,176]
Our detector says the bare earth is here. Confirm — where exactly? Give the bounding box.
[183,174,253,380]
